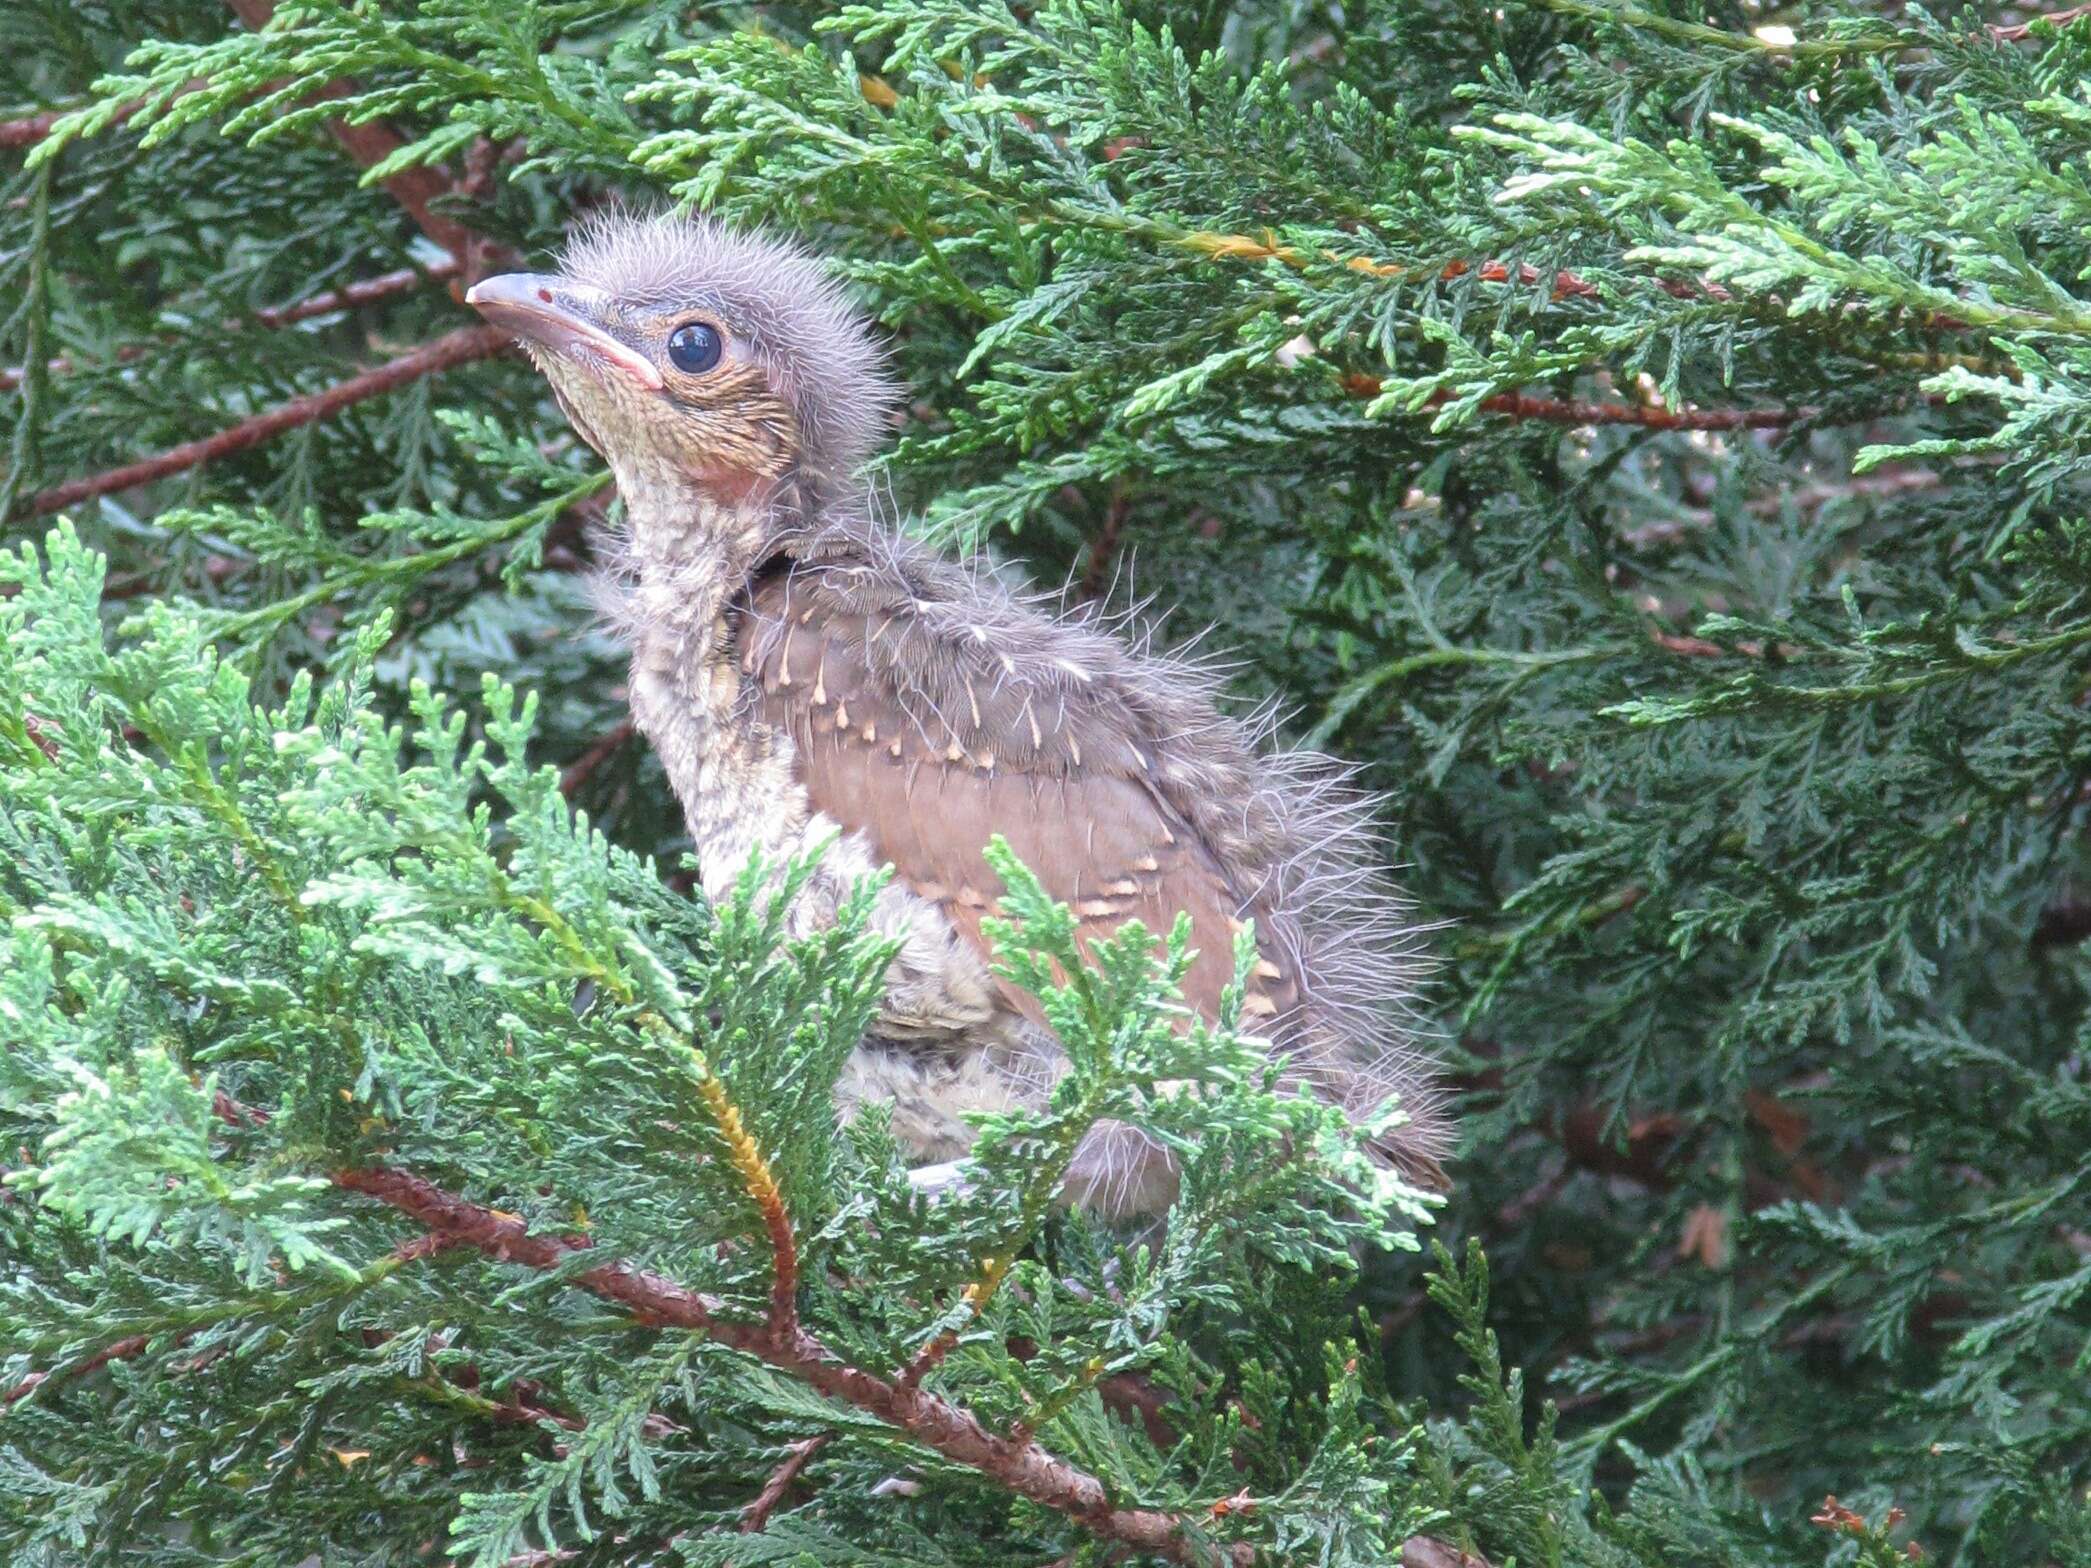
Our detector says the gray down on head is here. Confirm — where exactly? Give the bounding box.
[466,209,1450,1220]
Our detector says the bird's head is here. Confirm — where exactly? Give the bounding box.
[467,212,895,511]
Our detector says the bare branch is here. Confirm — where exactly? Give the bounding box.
[1991,2,2091,40]
[558,720,636,798]
[2,260,459,393]
[222,0,516,271]
[336,1162,1253,1566]
[740,1434,831,1532]
[3,1334,151,1409]
[24,323,510,517]
[0,106,72,149]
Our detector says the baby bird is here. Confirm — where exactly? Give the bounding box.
[467,212,1447,1217]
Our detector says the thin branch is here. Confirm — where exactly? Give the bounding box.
[1337,370,1812,429]
[335,1162,1251,1567]
[222,0,516,271]
[1,345,148,395]
[12,2,518,509]
[558,720,636,798]
[1078,486,1130,601]
[0,106,72,149]
[1337,372,1809,429]
[1194,240,1994,333]
[3,1333,150,1409]
[22,713,62,764]
[1991,2,2091,40]
[689,1069,802,1339]
[2,260,459,393]
[23,323,511,517]
[740,1434,832,1532]
[1402,1538,1498,1568]
[1470,389,1802,430]
[254,260,464,328]
[0,83,198,150]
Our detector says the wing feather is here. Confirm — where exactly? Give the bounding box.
[741,563,1300,1032]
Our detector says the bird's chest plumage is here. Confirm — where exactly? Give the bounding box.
[622,574,1004,1032]
[611,494,826,909]
[628,617,808,907]
[627,607,1029,1152]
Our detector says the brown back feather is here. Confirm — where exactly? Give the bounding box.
[737,530,1449,1185]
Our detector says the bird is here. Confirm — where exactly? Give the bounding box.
[465,211,1449,1218]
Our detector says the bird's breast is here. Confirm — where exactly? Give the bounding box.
[628,617,810,903]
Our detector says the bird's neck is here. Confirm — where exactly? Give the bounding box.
[615,478,784,871]
[613,475,768,639]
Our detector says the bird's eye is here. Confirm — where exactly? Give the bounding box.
[666,321,723,375]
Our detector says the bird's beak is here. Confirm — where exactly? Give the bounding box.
[464,274,664,390]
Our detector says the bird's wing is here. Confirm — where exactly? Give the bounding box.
[739,563,1300,1033]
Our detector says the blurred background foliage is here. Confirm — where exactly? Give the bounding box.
[3,0,2089,1563]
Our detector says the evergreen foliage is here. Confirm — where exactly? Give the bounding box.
[4,1,2089,1564]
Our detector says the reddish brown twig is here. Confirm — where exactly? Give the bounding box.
[334,1162,1250,1566]
[1402,1538,1497,1568]
[3,1333,151,1408]
[896,1247,1019,1394]
[488,1380,587,1433]
[21,713,62,763]
[1,345,149,395]
[1473,390,1802,430]
[740,1433,832,1532]
[388,1229,459,1265]
[222,0,515,272]
[1451,257,1727,306]
[251,260,462,328]
[0,106,72,149]
[1992,2,2091,39]
[677,1068,803,1338]
[2,261,458,393]
[1078,486,1131,601]
[24,323,510,516]
[6,6,524,518]
[221,1,481,265]
[558,720,636,798]
[1340,373,1810,431]
[0,84,190,150]
[212,1088,269,1128]
[1547,1104,1689,1190]
[1650,629,1731,659]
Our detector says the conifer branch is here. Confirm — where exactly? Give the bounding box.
[1337,373,1810,430]
[739,1434,831,1531]
[21,323,510,516]
[689,1067,802,1338]
[1192,237,1987,334]
[221,0,488,266]
[0,84,195,149]
[557,719,636,798]
[333,1162,1253,1566]
[1991,3,2091,39]
[1470,390,1802,430]
[1,261,458,393]
[2,1334,152,1409]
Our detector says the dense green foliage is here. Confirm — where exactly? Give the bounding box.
[4,1,2089,1564]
